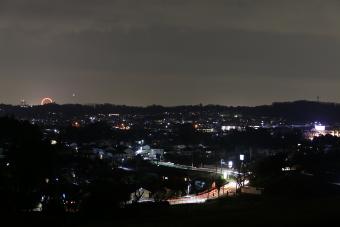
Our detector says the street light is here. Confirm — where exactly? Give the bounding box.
[228,161,233,169]
[224,161,233,179]
[220,159,225,174]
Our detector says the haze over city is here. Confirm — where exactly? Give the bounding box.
[1,0,340,105]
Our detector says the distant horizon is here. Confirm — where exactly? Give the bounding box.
[1,99,338,108]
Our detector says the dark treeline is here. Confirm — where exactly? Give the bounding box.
[1,100,340,123]
[0,117,134,214]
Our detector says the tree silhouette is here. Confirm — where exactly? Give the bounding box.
[0,117,57,211]
[214,176,227,196]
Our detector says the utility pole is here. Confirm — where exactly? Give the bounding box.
[236,154,245,195]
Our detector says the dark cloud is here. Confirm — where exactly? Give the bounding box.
[0,0,340,105]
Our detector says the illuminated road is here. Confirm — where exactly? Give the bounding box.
[167,182,237,205]
[151,161,243,205]
[154,161,239,176]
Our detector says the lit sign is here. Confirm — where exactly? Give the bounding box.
[315,125,325,131]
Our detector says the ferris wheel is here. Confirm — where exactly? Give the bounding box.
[41,97,54,105]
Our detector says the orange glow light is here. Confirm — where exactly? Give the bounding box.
[41,97,53,105]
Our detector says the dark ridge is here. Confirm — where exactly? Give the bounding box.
[1,100,340,124]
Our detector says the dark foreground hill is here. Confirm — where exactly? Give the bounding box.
[4,195,340,227]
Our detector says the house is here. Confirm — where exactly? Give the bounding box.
[112,147,135,162]
[128,187,153,204]
[136,145,164,161]
[124,148,135,159]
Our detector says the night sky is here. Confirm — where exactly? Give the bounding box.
[1,0,339,106]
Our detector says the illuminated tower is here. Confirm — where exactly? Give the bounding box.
[20,99,27,107]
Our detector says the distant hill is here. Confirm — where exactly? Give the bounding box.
[236,100,340,123]
[0,100,340,124]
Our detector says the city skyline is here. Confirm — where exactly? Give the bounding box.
[1,0,340,106]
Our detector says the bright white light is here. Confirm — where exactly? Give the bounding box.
[240,154,245,161]
[221,126,236,131]
[223,170,231,179]
[228,181,237,188]
[228,161,233,169]
[315,125,325,131]
[136,147,143,155]
[137,140,144,145]
[282,167,291,172]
